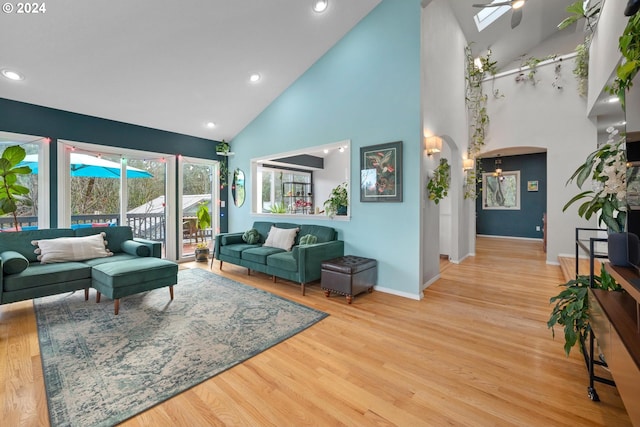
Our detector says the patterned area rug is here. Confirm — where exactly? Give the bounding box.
[34,268,328,427]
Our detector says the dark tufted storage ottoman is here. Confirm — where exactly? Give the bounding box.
[321,255,377,304]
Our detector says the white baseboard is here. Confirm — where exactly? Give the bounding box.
[374,286,423,301]
[477,234,543,242]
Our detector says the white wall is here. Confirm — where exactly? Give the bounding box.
[313,147,351,213]
[421,0,470,286]
[482,59,597,262]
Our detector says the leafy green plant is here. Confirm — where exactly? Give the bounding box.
[269,201,287,214]
[464,45,498,200]
[563,127,627,232]
[323,182,348,217]
[0,145,32,229]
[427,158,451,205]
[557,1,601,97]
[216,140,230,188]
[196,201,211,234]
[548,264,621,356]
[607,13,640,109]
[515,55,559,86]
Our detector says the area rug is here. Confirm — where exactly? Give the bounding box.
[34,268,328,427]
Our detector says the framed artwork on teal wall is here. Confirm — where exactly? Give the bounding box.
[482,171,520,210]
[360,141,403,202]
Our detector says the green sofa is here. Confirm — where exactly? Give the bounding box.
[214,221,344,295]
[0,226,176,314]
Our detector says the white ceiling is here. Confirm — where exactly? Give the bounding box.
[0,0,381,141]
[0,0,619,146]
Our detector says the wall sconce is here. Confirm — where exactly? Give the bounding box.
[463,158,475,171]
[425,136,442,156]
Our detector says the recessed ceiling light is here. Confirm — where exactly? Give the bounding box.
[312,0,328,13]
[1,69,24,81]
[607,96,620,103]
[249,73,261,83]
[512,0,525,9]
[206,122,216,128]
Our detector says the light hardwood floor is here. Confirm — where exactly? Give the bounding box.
[0,237,632,426]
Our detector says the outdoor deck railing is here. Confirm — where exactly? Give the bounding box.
[0,214,210,243]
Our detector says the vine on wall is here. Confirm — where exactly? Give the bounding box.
[464,46,497,199]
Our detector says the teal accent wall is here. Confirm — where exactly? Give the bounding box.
[230,0,423,296]
[0,97,228,231]
[476,153,547,238]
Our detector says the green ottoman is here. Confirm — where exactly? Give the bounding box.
[91,258,178,315]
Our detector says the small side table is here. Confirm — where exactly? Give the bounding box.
[321,255,377,304]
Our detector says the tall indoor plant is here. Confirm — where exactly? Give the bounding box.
[563,127,627,233]
[0,146,32,229]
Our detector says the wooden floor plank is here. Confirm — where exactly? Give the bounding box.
[0,236,632,426]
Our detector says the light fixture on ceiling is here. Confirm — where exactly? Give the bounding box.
[312,0,328,13]
[511,0,525,9]
[494,158,503,176]
[249,73,261,83]
[1,69,24,81]
[206,122,216,128]
[463,158,475,171]
[425,136,442,156]
[607,96,620,103]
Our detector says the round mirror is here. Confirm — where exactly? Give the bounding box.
[232,168,245,207]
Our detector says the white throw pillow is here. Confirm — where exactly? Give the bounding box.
[264,226,299,251]
[32,232,113,264]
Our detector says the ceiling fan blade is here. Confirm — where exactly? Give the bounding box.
[472,1,514,8]
[511,8,522,28]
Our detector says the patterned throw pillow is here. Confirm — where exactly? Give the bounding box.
[299,234,317,245]
[242,228,260,245]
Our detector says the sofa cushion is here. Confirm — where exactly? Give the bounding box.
[298,224,336,244]
[3,262,91,291]
[221,243,260,258]
[242,228,260,245]
[242,246,285,264]
[264,226,299,251]
[32,233,113,264]
[74,226,134,254]
[252,222,275,243]
[221,234,244,246]
[0,250,29,274]
[82,253,138,266]
[0,228,75,262]
[121,240,151,257]
[266,251,298,272]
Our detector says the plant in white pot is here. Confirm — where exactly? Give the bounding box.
[323,182,348,218]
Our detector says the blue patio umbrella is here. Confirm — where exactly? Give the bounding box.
[19,153,153,178]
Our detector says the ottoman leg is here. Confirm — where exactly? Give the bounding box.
[169,285,174,300]
[114,299,120,315]
[84,288,89,301]
[96,292,101,303]
[346,295,353,304]
[324,290,331,298]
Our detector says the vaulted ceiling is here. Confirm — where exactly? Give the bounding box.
[1,0,590,143]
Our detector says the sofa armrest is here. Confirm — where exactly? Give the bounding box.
[133,238,162,258]
[214,232,244,259]
[295,240,345,283]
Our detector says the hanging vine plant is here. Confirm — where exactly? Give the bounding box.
[427,158,451,205]
[607,13,640,109]
[464,45,498,199]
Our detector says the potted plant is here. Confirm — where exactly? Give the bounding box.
[323,182,348,217]
[548,264,621,356]
[0,146,32,230]
[216,140,231,188]
[194,201,211,262]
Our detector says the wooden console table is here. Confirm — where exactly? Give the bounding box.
[597,263,640,426]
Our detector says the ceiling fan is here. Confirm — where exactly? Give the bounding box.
[472,0,526,29]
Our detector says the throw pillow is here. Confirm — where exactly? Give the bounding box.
[0,250,29,274]
[299,234,318,245]
[264,226,299,251]
[32,232,113,264]
[242,228,260,245]
[121,240,151,257]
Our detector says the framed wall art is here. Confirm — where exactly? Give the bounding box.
[360,141,403,202]
[482,170,520,210]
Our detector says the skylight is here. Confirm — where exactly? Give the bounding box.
[474,1,511,32]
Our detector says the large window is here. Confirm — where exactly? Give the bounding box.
[257,167,312,214]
